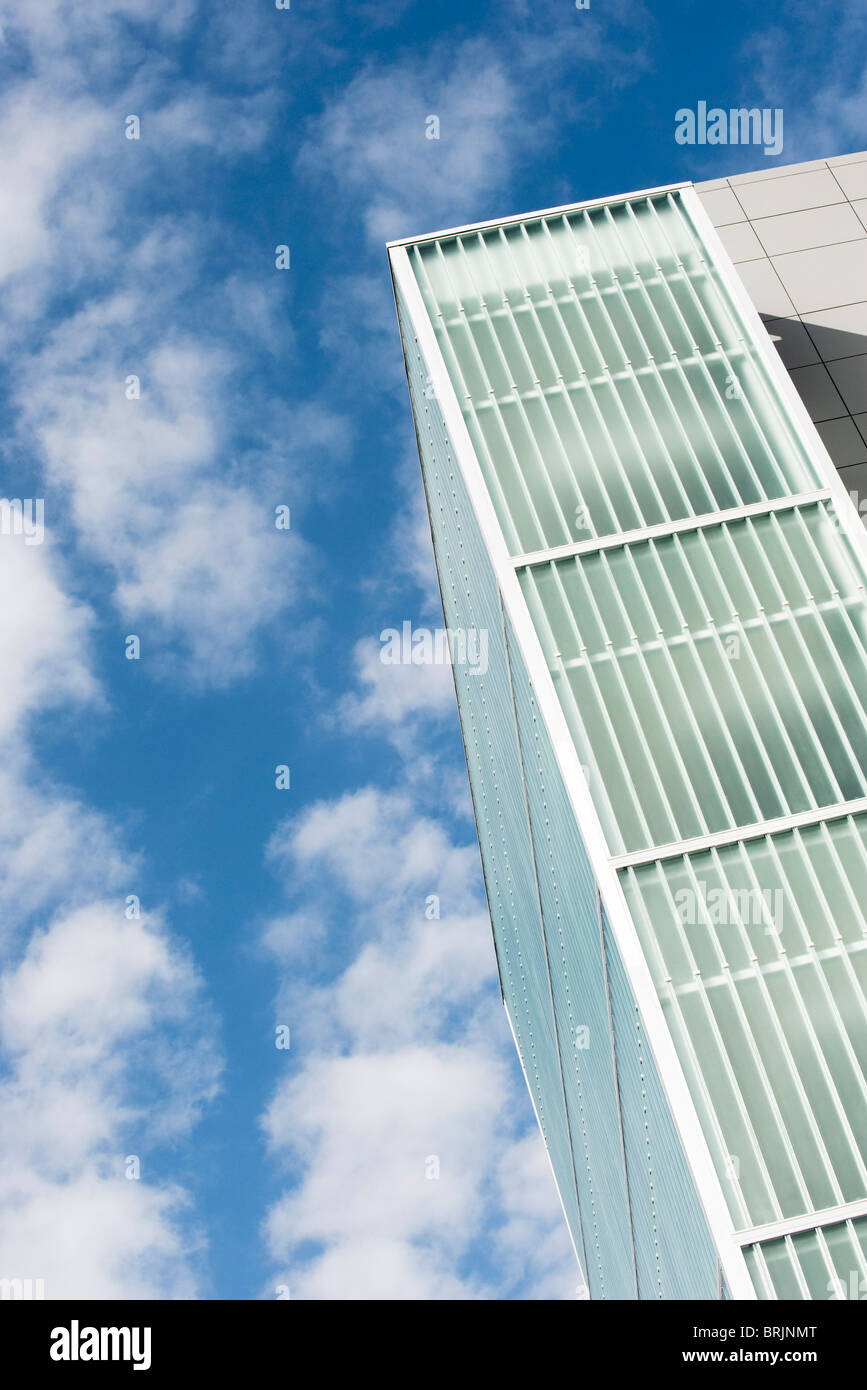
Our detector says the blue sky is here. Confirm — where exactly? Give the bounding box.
[0,0,864,1301]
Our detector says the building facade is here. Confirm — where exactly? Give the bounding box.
[389,153,867,1300]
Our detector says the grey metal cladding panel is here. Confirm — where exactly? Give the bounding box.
[732,170,846,220]
[503,608,636,1298]
[600,901,720,1299]
[394,283,585,1259]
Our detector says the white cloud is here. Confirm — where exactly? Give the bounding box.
[297,41,518,245]
[0,536,97,740]
[337,637,456,736]
[0,89,108,287]
[260,788,576,1299]
[14,318,332,684]
[0,902,220,1298]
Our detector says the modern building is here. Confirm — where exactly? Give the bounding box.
[388,150,867,1300]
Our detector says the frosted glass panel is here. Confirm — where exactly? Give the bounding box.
[410,191,823,555]
[745,1216,867,1300]
[521,502,867,855]
[620,817,867,1228]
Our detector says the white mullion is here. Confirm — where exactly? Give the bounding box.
[800,821,867,1093]
[458,231,575,544]
[556,551,684,848]
[597,202,732,515]
[756,511,867,797]
[580,206,703,519]
[844,1218,867,1284]
[515,220,622,538]
[690,524,820,809]
[536,217,651,533]
[743,1242,781,1299]
[409,245,526,555]
[713,515,852,803]
[723,842,856,1205]
[429,238,549,549]
[566,208,674,526]
[648,195,793,496]
[785,505,867,709]
[675,852,814,1220]
[678,190,836,499]
[811,1225,852,1298]
[642,532,771,829]
[623,860,766,1230]
[764,507,867,776]
[812,817,867,964]
[430,239,550,551]
[518,566,626,851]
[610,544,732,837]
[782,1235,815,1299]
[659,528,794,823]
[547,559,664,851]
[487,225,581,542]
[623,198,772,503]
[758,830,867,1135]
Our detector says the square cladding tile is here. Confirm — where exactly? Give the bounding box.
[715,220,766,262]
[770,239,867,314]
[831,161,867,199]
[763,317,820,369]
[801,302,867,362]
[733,168,846,218]
[816,416,867,469]
[725,157,829,185]
[696,186,746,225]
[827,150,867,167]
[828,355,867,414]
[788,362,847,422]
[753,202,866,257]
[730,257,794,319]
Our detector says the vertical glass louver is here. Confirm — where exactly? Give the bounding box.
[391,185,867,1299]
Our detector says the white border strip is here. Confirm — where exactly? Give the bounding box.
[385,182,691,250]
[735,1198,867,1247]
[389,218,757,1300]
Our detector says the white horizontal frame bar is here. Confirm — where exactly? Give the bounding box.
[611,798,867,871]
[511,490,834,569]
[735,1197,867,1247]
[385,182,692,250]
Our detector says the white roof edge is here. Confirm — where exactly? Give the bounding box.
[385,180,694,252]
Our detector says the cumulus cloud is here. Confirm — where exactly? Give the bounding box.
[0,535,96,741]
[297,42,518,245]
[733,0,867,164]
[337,637,456,737]
[0,3,349,690]
[12,287,336,685]
[0,902,220,1298]
[260,788,576,1299]
[0,210,221,1298]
